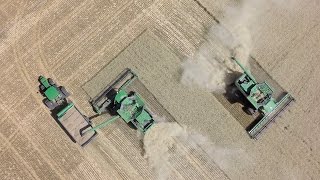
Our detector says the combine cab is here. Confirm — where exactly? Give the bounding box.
[231,57,294,138]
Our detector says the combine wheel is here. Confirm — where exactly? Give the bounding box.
[60,86,70,98]
[84,116,92,125]
[128,121,138,130]
[245,107,256,115]
[44,99,57,110]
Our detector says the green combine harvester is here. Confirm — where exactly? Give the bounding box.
[231,57,294,138]
[39,69,155,146]
[85,68,155,134]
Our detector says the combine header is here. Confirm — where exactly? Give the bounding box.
[231,57,294,138]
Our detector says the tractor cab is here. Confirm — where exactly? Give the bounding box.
[38,76,70,110]
[44,86,61,101]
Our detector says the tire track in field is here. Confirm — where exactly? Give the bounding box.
[0,133,40,180]
[50,0,134,72]
[1,7,55,173]
[10,6,90,177]
[11,37,112,180]
[6,0,94,65]
[9,5,66,177]
[0,0,71,55]
[35,0,95,76]
[88,137,141,180]
[11,18,125,178]
[51,0,149,74]
[63,8,150,84]
[42,0,126,68]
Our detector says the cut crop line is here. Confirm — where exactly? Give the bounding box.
[11,39,67,179]
[191,0,220,24]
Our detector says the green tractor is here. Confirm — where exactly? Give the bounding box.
[82,68,155,135]
[38,76,70,110]
[38,76,97,146]
[231,57,294,138]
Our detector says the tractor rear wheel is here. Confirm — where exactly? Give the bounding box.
[48,78,55,85]
[60,86,70,98]
[44,99,57,110]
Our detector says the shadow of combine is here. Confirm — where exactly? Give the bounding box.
[223,72,245,103]
[223,72,256,115]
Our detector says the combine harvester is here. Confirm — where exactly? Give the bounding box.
[87,68,155,134]
[38,69,155,146]
[231,57,294,139]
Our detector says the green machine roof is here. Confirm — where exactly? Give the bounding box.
[45,86,60,101]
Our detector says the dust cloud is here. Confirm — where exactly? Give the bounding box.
[181,0,289,94]
[143,121,251,179]
[143,122,186,180]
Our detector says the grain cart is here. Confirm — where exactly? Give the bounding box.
[231,57,294,138]
[82,68,155,135]
[39,76,97,147]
